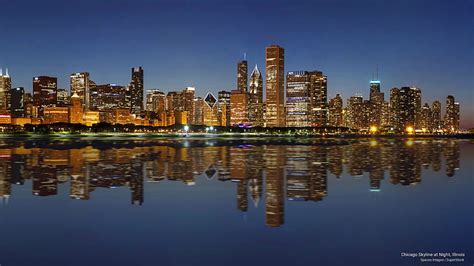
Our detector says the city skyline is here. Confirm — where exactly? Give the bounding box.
[0,0,472,127]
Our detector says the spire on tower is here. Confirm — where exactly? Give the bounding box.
[243,52,247,61]
[0,68,2,76]
[5,68,9,77]
[252,64,260,76]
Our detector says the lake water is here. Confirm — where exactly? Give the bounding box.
[0,137,472,266]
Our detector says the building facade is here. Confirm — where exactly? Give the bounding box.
[265,45,285,127]
[70,72,90,110]
[286,71,310,127]
[33,76,57,108]
[0,68,11,114]
[10,87,25,118]
[129,67,144,115]
[248,65,263,127]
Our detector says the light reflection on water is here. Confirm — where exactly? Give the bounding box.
[0,137,472,266]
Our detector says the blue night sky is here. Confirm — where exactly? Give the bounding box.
[0,0,473,127]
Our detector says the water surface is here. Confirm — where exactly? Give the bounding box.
[0,137,472,266]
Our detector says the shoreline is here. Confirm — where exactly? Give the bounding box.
[0,132,472,139]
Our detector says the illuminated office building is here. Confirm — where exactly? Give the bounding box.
[431,101,441,131]
[420,103,432,131]
[392,86,422,133]
[145,89,166,117]
[183,87,195,124]
[10,87,25,118]
[193,97,204,125]
[381,101,390,127]
[203,92,219,126]
[444,95,459,132]
[129,67,144,115]
[389,88,400,130]
[33,76,57,108]
[369,80,384,128]
[237,59,248,93]
[56,88,69,106]
[328,94,343,127]
[308,71,328,126]
[218,90,231,126]
[70,72,90,110]
[43,106,69,124]
[346,95,364,129]
[230,90,249,125]
[90,84,128,111]
[248,65,263,126]
[286,71,310,127]
[265,45,285,127]
[0,68,11,113]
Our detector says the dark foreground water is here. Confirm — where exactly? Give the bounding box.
[0,137,472,266]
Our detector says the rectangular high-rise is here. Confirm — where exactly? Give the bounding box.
[308,71,328,126]
[10,87,25,118]
[33,76,57,107]
[70,72,90,110]
[130,67,144,116]
[286,71,310,127]
[237,60,248,93]
[0,68,11,113]
[265,45,285,127]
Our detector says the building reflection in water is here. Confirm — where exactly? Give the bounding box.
[0,138,464,227]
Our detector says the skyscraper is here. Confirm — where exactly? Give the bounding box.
[398,87,421,133]
[431,101,441,131]
[56,88,69,106]
[218,90,231,126]
[145,89,166,117]
[33,76,57,108]
[183,87,195,125]
[237,59,248,93]
[231,58,250,125]
[10,87,25,118]
[420,103,432,131]
[308,71,328,126]
[89,84,128,111]
[70,72,90,110]
[369,80,384,128]
[230,90,249,125]
[389,87,401,130]
[0,68,11,113]
[129,67,144,116]
[286,71,310,127]
[329,94,343,127]
[265,45,285,127]
[248,65,263,126]
[203,92,219,126]
[444,95,459,132]
[346,95,364,129]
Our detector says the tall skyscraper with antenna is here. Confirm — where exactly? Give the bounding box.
[129,67,144,116]
[0,68,12,114]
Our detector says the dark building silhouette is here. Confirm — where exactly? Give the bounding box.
[33,76,57,108]
[129,67,144,115]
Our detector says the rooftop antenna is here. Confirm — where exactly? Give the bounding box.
[243,52,247,61]
[0,68,2,76]
[5,68,8,77]
[376,65,379,80]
